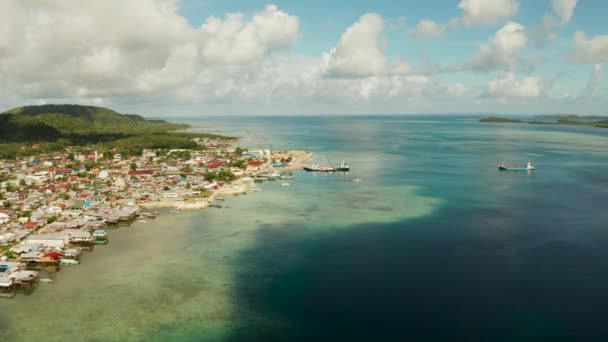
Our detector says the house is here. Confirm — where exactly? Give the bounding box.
[20,251,44,262]
[65,229,93,243]
[114,178,126,188]
[162,190,178,198]
[25,233,69,249]
[98,170,110,179]
[205,161,223,169]
[47,206,63,215]
[0,212,8,224]
[64,209,83,219]
[204,182,220,190]
[22,221,41,230]
[92,195,105,204]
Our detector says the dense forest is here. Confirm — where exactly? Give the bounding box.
[0,104,233,158]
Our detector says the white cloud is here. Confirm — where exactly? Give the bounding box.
[464,22,527,72]
[199,5,299,65]
[321,13,387,78]
[486,72,544,99]
[552,0,578,24]
[458,0,519,26]
[580,64,602,99]
[573,31,608,64]
[533,0,577,46]
[411,20,445,39]
[0,1,299,101]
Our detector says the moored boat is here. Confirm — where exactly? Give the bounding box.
[92,229,108,238]
[60,258,80,266]
[303,164,335,172]
[498,161,535,171]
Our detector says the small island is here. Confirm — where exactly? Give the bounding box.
[479,114,608,128]
[479,117,523,123]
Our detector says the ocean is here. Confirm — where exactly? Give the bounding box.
[2,115,608,341]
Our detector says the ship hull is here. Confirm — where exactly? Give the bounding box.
[303,167,335,172]
[499,166,535,171]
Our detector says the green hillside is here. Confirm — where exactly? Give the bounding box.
[0,104,187,139]
[0,104,233,159]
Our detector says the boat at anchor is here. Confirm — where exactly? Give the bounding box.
[498,161,535,171]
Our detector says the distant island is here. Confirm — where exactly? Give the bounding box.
[0,104,233,159]
[534,114,608,120]
[479,115,608,128]
[479,117,523,123]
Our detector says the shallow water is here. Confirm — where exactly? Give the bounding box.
[2,116,608,341]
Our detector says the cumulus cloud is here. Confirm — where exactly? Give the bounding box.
[321,14,387,78]
[485,72,544,99]
[199,5,299,65]
[0,1,299,101]
[458,0,519,26]
[464,22,527,72]
[579,64,602,99]
[573,31,608,64]
[533,0,577,46]
[552,0,578,24]
[411,20,445,39]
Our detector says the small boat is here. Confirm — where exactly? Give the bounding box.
[60,259,80,265]
[498,161,535,171]
[39,278,53,283]
[210,204,222,208]
[137,220,147,223]
[281,182,291,186]
[92,229,108,238]
[93,239,109,245]
[353,178,364,182]
[280,175,294,180]
[265,171,281,179]
[335,161,350,172]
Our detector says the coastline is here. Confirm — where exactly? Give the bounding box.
[0,142,314,296]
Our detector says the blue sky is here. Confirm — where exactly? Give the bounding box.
[0,0,606,115]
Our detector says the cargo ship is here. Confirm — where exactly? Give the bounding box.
[498,161,535,171]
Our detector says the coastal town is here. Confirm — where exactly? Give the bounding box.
[0,138,312,296]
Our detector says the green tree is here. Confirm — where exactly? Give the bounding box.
[130,162,137,171]
[47,216,58,224]
[2,200,10,208]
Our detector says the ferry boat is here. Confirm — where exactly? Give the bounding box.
[303,164,335,172]
[335,161,350,172]
[498,161,535,171]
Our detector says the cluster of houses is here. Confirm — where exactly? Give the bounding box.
[0,143,307,293]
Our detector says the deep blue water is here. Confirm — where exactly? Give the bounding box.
[178,116,608,341]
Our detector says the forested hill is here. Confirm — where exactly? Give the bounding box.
[0,104,189,143]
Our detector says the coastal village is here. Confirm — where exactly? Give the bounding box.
[0,138,311,296]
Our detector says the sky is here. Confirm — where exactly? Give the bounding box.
[0,0,607,116]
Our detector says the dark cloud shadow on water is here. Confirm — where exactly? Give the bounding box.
[226,205,608,342]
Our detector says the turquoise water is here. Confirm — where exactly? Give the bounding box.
[2,116,608,341]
